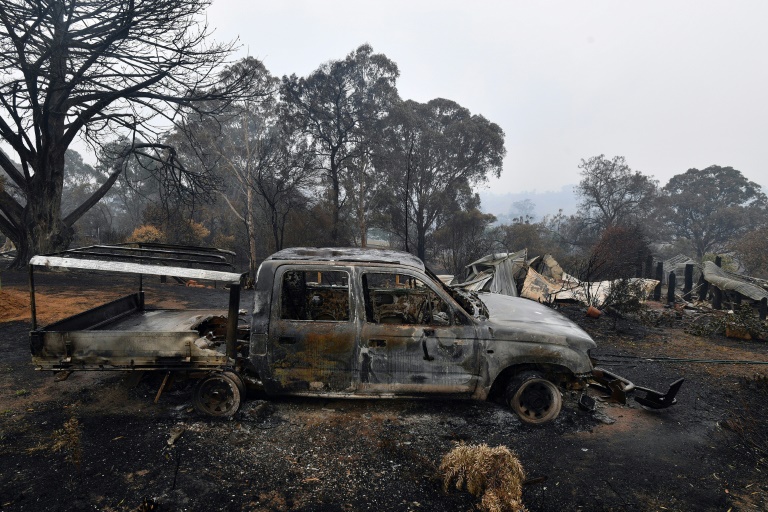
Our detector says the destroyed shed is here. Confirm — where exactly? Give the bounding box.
[454,250,658,308]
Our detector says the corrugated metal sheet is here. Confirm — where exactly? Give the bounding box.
[702,261,768,301]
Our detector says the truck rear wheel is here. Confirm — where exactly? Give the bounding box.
[193,372,242,417]
[223,370,246,398]
[505,371,562,425]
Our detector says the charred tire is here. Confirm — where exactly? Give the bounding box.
[193,372,242,417]
[505,371,562,425]
[223,370,246,398]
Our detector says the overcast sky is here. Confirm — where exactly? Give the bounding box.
[206,0,768,195]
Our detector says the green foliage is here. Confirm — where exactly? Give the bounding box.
[433,206,496,274]
[375,98,506,260]
[660,166,768,258]
[600,277,649,317]
[576,155,658,233]
[702,253,738,273]
[732,226,768,278]
[281,44,400,245]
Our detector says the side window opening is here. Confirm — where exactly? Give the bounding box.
[281,270,350,321]
[363,272,451,326]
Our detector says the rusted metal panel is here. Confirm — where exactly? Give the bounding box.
[32,300,231,370]
[43,293,143,332]
[262,266,357,393]
[359,322,480,393]
[32,330,227,370]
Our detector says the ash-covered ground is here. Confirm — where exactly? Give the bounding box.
[1,269,766,511]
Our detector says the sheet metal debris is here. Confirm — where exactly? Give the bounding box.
[455,250,658,307]
[702,261,768,302]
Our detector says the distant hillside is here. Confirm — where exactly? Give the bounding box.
[478,185,579,223]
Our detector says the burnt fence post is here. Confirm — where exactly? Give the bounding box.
[713,286,722,310]
[667,271,676,305]
[654,262,663,301]
[683,264,693,302]
[715,255,722,267]
[645,255,654,279]
[760,298,767,321]
[697,273,709,301]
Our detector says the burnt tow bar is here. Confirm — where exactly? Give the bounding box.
[587,368,684,410]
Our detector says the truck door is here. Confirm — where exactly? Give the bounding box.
[358,271,479,395]
[267,267,357,393]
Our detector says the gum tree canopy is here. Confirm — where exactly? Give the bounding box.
[0,0,252,266]
[660,165,767,259]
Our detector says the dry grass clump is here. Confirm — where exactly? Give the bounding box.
[440,443,527,512]
[52,417,82,469]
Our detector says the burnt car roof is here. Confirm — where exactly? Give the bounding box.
[266,247,425,272]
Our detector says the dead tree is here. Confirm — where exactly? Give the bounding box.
[0,0,255,266]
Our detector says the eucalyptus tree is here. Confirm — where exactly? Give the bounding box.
[377,98,506,261]
[188,57,317,280]
[281,44,399,245]
[575,155,658,234]
[0,0,253,266]
[659,165,767,258]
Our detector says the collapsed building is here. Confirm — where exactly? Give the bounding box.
[453,250,657,308]
[452,250,768,323]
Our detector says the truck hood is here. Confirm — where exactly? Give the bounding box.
[478,293,596,352]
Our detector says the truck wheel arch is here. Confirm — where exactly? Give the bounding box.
[504,370,563,425]
[488,363,577,424]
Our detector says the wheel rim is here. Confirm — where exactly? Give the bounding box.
[194,373,241,417]
[223,371,246,397]
[511,378,562,424]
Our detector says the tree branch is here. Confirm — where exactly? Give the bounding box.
[63,164,123,227]
[216,190,246,223]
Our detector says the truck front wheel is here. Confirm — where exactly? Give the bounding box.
[505,371,562,425]
[193,372,242,417]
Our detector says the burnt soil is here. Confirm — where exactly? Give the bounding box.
[1,269,767,512]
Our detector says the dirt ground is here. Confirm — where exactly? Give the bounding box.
[1,268,767,512]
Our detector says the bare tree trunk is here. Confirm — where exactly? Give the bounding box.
[329,155,341,245]
[245,187,259,284]
[416,207,427,262]
[358,165,367,248]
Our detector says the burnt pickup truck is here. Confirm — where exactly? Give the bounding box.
[30,245,682,424]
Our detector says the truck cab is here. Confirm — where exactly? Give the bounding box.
[247,248,597,423]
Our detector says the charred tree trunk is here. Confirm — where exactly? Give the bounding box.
[416,205,427,262]
[683,264,693,302]
[358,166,367,248]
[328,146,342,246]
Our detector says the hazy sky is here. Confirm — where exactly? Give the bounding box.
[206,0,768,195]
